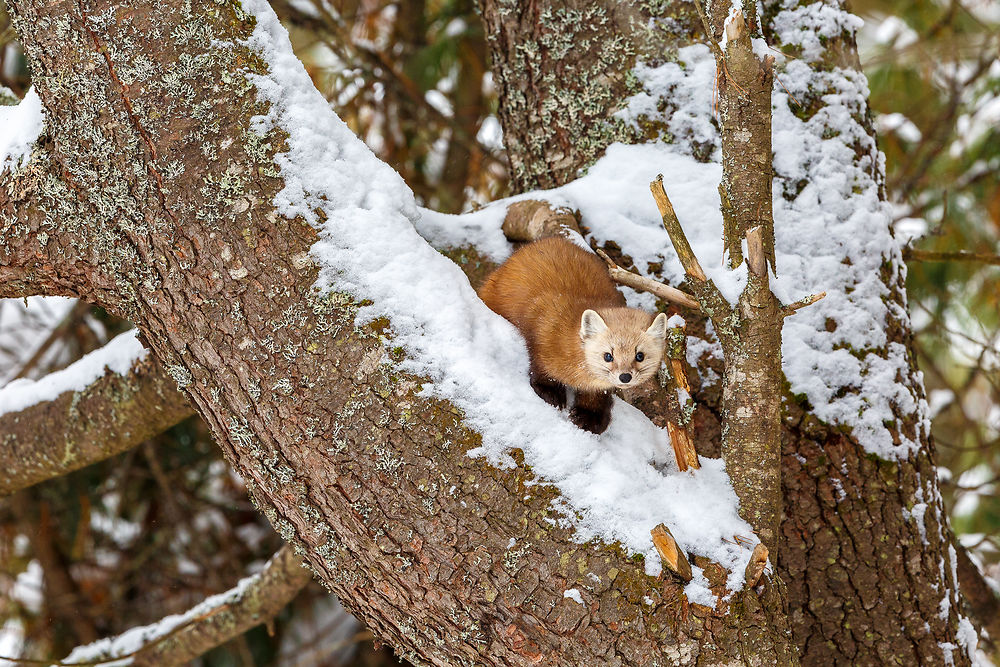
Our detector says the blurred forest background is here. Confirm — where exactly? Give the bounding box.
[0,0,997,664]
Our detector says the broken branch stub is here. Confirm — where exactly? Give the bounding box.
[665,324,700,471]
[651,523,693,582]
[501,199,582,242]
[744,542,770,589]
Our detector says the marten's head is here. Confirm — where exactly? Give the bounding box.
[580,309,668,390]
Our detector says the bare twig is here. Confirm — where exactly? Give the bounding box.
[783,291,826,315]
[10,300,91,380]
[650,175,708,283]
[593,248,700,310]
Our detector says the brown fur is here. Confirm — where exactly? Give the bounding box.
[479,237,667,433]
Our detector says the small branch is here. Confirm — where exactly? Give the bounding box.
[500,199,582,242]
[9,300,91,380]
[665,324,700,471]
[783,291,826,316]
[902,248,1000,266]
[594,248,700,311]
[651,523,693,582]
[650,175,707,283]
[693,0,725,62]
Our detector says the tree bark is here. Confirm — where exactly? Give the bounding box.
[1,0,797,664]
[480,0,975,664]
[0,348,193,496]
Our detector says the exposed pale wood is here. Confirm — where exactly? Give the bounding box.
[744,542,770,589]
[746,225,767,278]
[651,523,693,582]
[668,359,701,471]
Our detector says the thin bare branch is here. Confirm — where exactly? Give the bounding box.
[593,247,700,310]
[650,175,708,283]
[783,291,827,316]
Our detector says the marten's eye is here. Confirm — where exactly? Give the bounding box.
[603,352,613,363]
[635,351,645,362]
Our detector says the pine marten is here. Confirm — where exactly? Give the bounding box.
[479,236,668,434]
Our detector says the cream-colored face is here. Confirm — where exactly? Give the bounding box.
[580,310,668,389]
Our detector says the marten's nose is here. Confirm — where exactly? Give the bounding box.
[619,373,632,383]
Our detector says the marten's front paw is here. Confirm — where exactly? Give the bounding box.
[569,406,611,434]
[530,377,567,409]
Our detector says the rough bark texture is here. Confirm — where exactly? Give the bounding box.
[479,0,701,191]
[480,0,973,664]
[0,352,194,496]
[1,0,798,664]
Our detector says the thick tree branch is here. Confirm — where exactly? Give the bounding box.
[0,345,193,496]
[500,199,582,241]
[130,545,312,666]
[0,144,110,302]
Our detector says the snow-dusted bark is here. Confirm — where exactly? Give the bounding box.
[480,0,976,664]
[0,0,798,663]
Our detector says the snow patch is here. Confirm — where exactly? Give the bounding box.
[0,87,43,171]
[0,330,147,417]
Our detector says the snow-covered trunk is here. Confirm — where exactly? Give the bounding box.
[1,0,799,663]
[480,0,977,664]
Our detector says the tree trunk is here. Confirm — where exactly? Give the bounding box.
[479,0,975,665]
[1,0,798,664]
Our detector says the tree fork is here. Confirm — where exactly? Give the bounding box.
[1,0,799,663]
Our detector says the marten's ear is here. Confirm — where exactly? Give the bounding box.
[646,312,668,341]
[580,310,608,340]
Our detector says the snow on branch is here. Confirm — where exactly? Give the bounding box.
[37,545,311,667]
[240,0,758,600]
[0,331,193,496]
